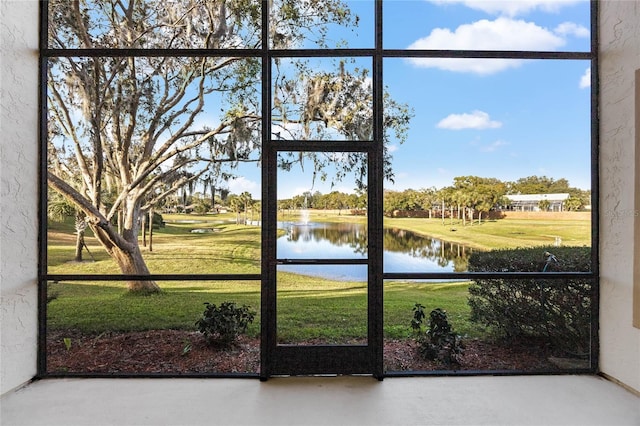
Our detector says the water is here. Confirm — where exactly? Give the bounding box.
[277,221,473,281]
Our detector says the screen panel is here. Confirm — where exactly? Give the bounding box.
[46,279,261,375]
[268,0,373,49]
[46,56,262,275]
[382,57,592,271]
[47,0,262,49]
[383,0,591,52]
[272,57,373,141]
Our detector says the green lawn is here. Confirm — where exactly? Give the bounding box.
[46,211,588,341]
[47,277,481,341]
[47,279,262,334]
[48,214,263,275]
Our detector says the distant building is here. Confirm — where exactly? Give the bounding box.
[504,193,570,212]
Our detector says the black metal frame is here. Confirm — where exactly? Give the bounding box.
[38,0,599,380]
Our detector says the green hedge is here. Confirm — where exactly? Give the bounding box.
[467,246,592,356]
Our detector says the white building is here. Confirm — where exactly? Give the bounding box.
[505,193,571,212]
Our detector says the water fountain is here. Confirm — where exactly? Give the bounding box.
[299,194,310,225]
[299,208,310,225]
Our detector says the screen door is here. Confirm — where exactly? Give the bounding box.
[261,146,383,378]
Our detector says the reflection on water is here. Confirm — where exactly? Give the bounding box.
[277,222,473,281]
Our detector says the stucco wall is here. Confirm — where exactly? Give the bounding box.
[0,0,639,397]
[599,0,640,392]
[0,0,39,394]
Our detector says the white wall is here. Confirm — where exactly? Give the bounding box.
[599,1,640,392]
[0,0,39,394]
[0,0,639,397]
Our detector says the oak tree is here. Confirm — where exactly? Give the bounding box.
[47,0,411,292]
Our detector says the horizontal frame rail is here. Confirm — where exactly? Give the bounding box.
[44,272,593,281]
[41,48,592,60]
[277,259,368,265]
[45,274,261,281]
[384,272,594,280]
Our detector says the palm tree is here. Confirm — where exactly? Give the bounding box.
[564,196,583,211]
[538,199,551,211]
[227,195,243,224]
[239,192,254,225]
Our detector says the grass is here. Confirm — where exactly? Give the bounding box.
[383,217,590,250]
[47,280,262,334]
[47,277,480,341]
[47,214,263,274]
[384,281,482,338]
[46,210,589,341]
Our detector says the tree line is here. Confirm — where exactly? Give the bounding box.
[214,175,589,224]
[126,173,590,222]
[383,175,590,224]
[278,190,367,215]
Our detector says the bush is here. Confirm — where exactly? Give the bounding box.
[152,212,165,228]
[195,301,256,346]
[411,304,464,367]
[467,246,592,356]
[193,199,212,215]
[47,280,61,303]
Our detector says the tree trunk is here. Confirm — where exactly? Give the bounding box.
[89,213,160,293]
[117,210,123,234]
[74,231,84,262]
[74,213,87,262]
[48,173,160,293]
[141,213,147,247]
[148,208,153,252]
[110,244,160,293]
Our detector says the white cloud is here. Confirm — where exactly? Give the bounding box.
[428,0,585,18]
[554,21,589,37]
[408,57,520,75]
[480,140,509,152]
[437,110,502,130]
[579,67,591,89]
[228,176,259,197]
[387,144,400,153]
[407,18,565,74]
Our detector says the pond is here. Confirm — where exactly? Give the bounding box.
[277,221,474,281]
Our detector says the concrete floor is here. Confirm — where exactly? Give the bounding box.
[1,375,639,426]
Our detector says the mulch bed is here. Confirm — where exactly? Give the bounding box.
[47,330,574,375]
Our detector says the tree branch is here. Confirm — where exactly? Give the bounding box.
[47,77,94,194]
[48,171,134,252]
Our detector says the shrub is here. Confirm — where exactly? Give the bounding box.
[467,246,592,356]
[411,304,464,367]
[152,212,165,228]
[195,301,256,346]
[193,199,211,215]
[47,280,61,303]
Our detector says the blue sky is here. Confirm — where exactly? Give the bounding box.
[226,0,592,199]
